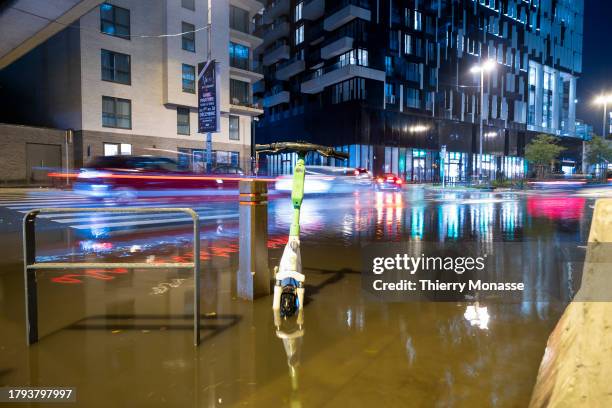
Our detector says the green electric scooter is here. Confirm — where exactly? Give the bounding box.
[256,142,349,317]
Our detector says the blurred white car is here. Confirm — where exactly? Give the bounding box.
[274,166,372,194]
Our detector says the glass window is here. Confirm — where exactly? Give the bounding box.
[182,22,195,52]
[385,56,393,75]
[295,25,304,45]
[295,2,303,21]
[182,64,195,93]
[229,6,250,33]
[120,143,132,155]
[331,78,365,104]
[229,115,240,140]
[414,10,422,31]
[101,49,130,84]
[102,96,131,129]
[406,88,420,109]
[406,62,419,82]
[182,0,195,11]
[229,42,250,70]
[177,107,190,135]
[230,79,250,105]
[104,143,119,156]
[404,34,412,54]
[100,3,130,39]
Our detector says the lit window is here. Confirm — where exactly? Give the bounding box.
[414,10,422,31]
[295,25,304,45]
[229,42,250,70]
[100,3,130,39]
[182,64,196,93]
[295,2,303,21]
[404,34,412,54]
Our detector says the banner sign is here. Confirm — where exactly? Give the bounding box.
[198,60,220,133]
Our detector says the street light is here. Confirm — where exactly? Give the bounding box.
[471,60,496,181]
[594,94,612,138]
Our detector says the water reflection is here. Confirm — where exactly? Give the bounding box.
[274,309,305,408]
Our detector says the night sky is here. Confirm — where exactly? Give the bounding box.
[577,1,612,133]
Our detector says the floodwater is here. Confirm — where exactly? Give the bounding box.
[0,187,596,407]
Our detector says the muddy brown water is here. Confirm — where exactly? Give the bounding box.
[0,189,594,407]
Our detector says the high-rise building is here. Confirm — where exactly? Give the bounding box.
[254,0,584,180]
[0,0,265,172]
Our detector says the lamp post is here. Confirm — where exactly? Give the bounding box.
[470,60,496,182]
[594,94,612,138]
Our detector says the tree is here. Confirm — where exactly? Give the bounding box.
[585,135,612,180]
[524,134,565,179]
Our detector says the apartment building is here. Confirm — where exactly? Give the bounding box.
[254,0,584,180]
[0,0,264,172]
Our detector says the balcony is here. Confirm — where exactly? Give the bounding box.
[253,79,266,95]
[230,100,264,116]
[230,27,263,49]
[303,0,325,20]
[301,62,385,94]
[230,64,264,83]
[323,3,371,31]
[230,0,265,15]
[262,20,290,46]
[263,43,290,65]
[276,58,306,80]
[263,0,290,24]
[320,36,353,59]
[263,91,290,108]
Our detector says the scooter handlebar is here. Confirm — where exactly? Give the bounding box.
[256,142,349,160]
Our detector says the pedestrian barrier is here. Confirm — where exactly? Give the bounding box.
[22,207,201,347]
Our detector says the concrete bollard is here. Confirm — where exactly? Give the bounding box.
[237,179,270,300]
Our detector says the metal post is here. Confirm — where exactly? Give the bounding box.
[603,101,608,138]
[479,69,484,182]
[193,213,201,346]
[237,180,270,300]
[23,211,39,345]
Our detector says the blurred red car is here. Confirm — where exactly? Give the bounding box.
[375,173,403,191]
[74,155,246,200]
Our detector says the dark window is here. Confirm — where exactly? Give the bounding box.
[405,62,419,82]
[405,88,420,109]
[182,64,196,93]
[177,107,190,135]
[230,79,250,105]
[229,115,240,140]
[100,3,130,39]
[229,6,250,33]
[229,42,249,70]
[101,49,131,84]
[182,0,195,11]
[102,96,131,129]
[331,78,365,104]
[182,22,195,52]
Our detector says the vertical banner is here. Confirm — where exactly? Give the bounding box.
[198,60,220,172]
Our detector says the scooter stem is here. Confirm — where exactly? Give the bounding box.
[290,153,306,237]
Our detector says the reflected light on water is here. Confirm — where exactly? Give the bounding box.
[464,303,490,330]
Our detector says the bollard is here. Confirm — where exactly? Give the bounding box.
[238,179,270,300]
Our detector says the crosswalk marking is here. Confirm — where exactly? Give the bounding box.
[71,213,238,230]
[53,210,235,224]
[0,191,238,234]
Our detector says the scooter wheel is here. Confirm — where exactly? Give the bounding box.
[279,288,298,318]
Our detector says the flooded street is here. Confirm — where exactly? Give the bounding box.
[0,187,597,407]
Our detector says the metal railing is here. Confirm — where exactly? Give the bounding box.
[23,208,201,346]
